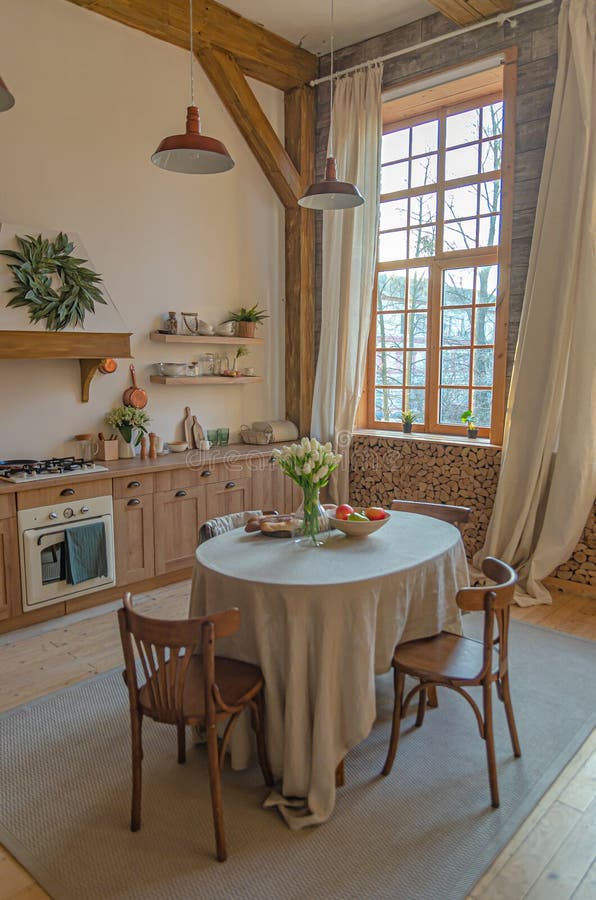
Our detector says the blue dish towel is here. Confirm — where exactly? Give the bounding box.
[64,522,108,585]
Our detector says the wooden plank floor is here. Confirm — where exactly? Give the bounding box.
[0,580,594,900]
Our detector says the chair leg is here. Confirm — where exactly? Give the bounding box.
[500,673,522,758]
[483,681,499,808]
[206,723,227,862]
[130,711,143,832]
[415,687,427,727]
[251,690,274,787]
[335,758,345,788]
[177,721,186,765]
[383,668,405,776]
[427,685,439,708]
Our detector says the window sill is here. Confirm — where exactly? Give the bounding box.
[353,428,502,450]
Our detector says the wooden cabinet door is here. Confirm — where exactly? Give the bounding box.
[114,496,155,586]
[251,457,301,514]
[154,486,206,575]
[205,477,252,519]
[0,516,21,620]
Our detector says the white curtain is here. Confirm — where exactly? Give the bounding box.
[475,0,596,604]
[311,65,383,502]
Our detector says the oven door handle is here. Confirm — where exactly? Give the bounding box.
[36,515,106,546]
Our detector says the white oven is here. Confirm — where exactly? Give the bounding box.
[18,495,116,611]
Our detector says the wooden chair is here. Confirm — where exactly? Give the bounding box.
[118,593,273,861]
[391,499,471,709]
[382,557,521,808]
[390,498,471,527]
[198,509,278,544]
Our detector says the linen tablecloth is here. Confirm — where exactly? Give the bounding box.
[189,510,468,828]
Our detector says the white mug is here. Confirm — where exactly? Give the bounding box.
[198,439,211,450]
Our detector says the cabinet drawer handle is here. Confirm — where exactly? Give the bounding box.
[60,488,75,496]
[269,456,276,463]
[128,480,141,488]
[201,469,212,477]
[127,498,141,506]
[225,481,236,489]
[175,490,187,497]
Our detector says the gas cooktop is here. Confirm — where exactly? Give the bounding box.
[0,458,109,483]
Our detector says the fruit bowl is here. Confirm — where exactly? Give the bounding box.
[328,511,390,538]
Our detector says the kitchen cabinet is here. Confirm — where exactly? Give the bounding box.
[251,456,302,514]
[206,477,251,518]
[114,495,155,586]
[0,495,20,620]
[154,485,207,575]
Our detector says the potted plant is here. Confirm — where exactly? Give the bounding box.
[225,304,269,338]
[401,409,417,434]
[105,405,151,458]
[461,409,478,439]
[232,344,249,374]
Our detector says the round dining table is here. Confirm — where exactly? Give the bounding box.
[189,510,468,829]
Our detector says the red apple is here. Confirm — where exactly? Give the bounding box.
[364,507,388,521]
[335,504,354,521]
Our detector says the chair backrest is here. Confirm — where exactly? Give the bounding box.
[198,508,278,544]
[391,499,471,525]
[455,557,517,679]
[117,592,240,724]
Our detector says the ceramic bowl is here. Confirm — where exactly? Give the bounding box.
[167,441,188,453]
[157,362,187,377]
[198,321,215,335]
[328,512,390,538]
[216,322,235,336]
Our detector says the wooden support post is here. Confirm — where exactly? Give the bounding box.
[284,86,316,434]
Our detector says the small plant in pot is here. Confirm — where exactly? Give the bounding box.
[461,409,478,439]
[401,409,417,434]
[225,304,269,338]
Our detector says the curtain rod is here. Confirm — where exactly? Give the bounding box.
[309,0,554,87]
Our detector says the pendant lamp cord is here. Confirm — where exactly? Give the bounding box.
[189,0,195,106]
[329,0,334,157]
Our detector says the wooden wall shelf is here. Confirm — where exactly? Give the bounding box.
[0,330,132,402]
[150,331,263,346]
[150,375,263,386]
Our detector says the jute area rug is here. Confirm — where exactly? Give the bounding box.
[1,618,595,900]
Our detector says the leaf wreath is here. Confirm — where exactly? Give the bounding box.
[0,232,107,331]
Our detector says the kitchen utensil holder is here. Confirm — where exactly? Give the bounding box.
[96,438,119,461]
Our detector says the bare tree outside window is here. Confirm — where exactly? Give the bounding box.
[373,94,506,435]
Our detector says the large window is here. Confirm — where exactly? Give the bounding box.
[367,68,514,442]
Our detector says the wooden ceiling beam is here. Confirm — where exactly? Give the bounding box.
[427,0,515,26]
[66,0,317,90]
[198,46,303,209]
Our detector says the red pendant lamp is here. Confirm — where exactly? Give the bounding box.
[298,0,364,210]
[0,76,15,113]
[151,0,233,175]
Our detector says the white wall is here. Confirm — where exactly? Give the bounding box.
[0,0,285,459]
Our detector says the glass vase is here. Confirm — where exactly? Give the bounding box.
[293,483,329,548]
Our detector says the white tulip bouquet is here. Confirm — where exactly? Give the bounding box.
[272,437,342,545]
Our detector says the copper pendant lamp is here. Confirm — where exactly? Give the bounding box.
[0,76,15,113]
[151,0,233,175]
[298,0,364,210]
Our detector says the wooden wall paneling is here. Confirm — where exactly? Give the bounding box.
[284,85,316,435]
[67,0,317,90]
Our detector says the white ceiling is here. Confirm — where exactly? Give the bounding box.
[223,0,436,54]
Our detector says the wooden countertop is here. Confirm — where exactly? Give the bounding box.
[0,442,284,495]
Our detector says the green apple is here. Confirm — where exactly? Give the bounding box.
[347,512,368,522]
